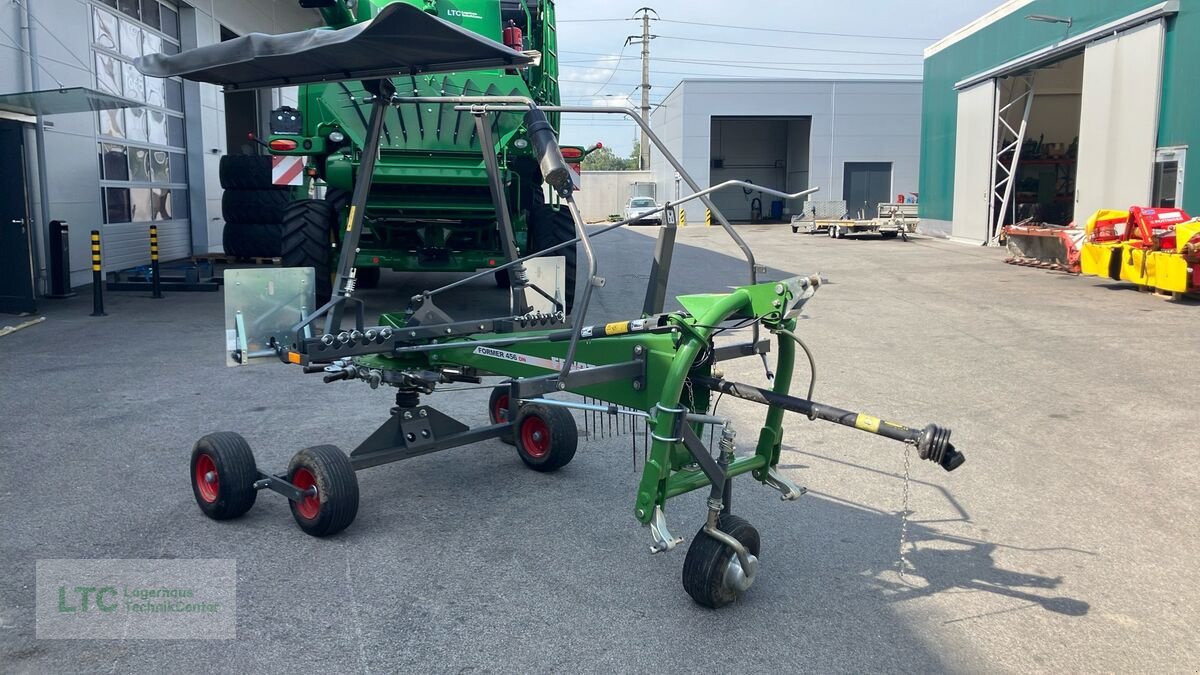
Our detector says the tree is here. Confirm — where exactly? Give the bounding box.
[581,145,636,171]
[628,139,641,166]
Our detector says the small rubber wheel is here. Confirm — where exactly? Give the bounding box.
[826,226,835,238]
[881,231,898,240]
[791,225,799,234]
[190,432,258,520]
[514,403,577,472]
[286,445,359,537]
[488,385,517,445]
[682,514,761,609]
[356,266,381,289]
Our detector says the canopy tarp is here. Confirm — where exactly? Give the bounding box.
[134,2,535,90]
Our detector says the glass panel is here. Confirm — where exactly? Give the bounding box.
[150,150,170,182]
[142,32,163,59]
[162,40,179,55]
[151,188,171,220]
[1152,161,1179,208]
[0,86,137,115]
[105,187,131,223]
[147,110,168,145]
[160,5,179,39]
[93,7,119,49]
[130,187,152,222]
[100,0,118,8]
[164,79,182,111]
[99,108,125,138]
[167,114,185,148]
[144,76,164,107]
[101,143,129,180]
[171,189,188,221]
[169,152,186,183]
[141,0,160,31]
[119,19,143,58]
[129,147,152,182]
[117,0,139,21]
[95,53,122,96]
[126,107,148,142]
[122,63,145,102]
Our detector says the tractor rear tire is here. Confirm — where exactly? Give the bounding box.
[222,222,282,258]
[219,154,273,190]
[221,188,291,225]
[514,403,577,472]
[190,432,258,520]
[282,199,336,304]
[287,445,359,538]
[682,513,761,609]
[528,203,578,314]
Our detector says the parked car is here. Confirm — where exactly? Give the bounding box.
[624,197,662,225]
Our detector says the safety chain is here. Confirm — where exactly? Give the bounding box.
[898,441,913,578]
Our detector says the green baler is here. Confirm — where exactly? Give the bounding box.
[268,0,572,302]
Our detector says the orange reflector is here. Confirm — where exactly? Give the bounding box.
[269,138,298,151]
[286,352,301,364]
[560,147,583,159]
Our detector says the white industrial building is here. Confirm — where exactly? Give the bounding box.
[649,78,922,225]
[0,0,315,306]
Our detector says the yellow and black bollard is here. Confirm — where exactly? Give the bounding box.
[90,230,106,316]
[149,225,163,299]
[705,208,712,227]
[678,208,686,228]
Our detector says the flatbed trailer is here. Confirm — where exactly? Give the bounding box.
[790,202,918,240]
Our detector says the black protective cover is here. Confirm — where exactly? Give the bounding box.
[134,3,534,89]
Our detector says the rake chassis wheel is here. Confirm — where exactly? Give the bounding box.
[190,432,258,520]
[513,403,577,472]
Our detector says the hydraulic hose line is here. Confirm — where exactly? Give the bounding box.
[690,375,965,472]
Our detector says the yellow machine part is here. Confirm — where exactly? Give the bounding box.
[1080,241,1121,279]
[1084,209,1130,236]
[1115,246,1191,293]
[1171,221,1200,253]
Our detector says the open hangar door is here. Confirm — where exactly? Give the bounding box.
[951,16,1168,244]
[709,116,810,223]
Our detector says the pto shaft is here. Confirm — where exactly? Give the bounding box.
[691,375,965,471]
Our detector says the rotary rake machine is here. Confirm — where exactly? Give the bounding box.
[149,10,965,607]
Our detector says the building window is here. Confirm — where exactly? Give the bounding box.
[91,1,187,225]
[1152,148,1186,209]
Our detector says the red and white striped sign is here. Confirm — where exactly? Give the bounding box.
[272,155,306,186]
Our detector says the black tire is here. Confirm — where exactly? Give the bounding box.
[880,231,898,240]
[513,403,577,471]
[682,513,761,609]
[219,154,273,190]
[355,266,380,289]
[488,385,517,445]
[324,187,351,219]
[791,225,799,234]
[222,189,292,225]
[222,222,282,258]
[190,432,258,520]
[528,203,577,314]
[282,199,337,304]
[287,444,359,537]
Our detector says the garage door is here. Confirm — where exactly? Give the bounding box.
[951,81,995,243]
[1074,20,1165,222]
[843,162,892,219]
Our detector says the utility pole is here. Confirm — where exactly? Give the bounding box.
[626,8,657,170]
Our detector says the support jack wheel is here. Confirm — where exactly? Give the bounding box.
[514,403,577,472]
[287,445,359,537]
[682,514,760,608]
[191,432,258,520]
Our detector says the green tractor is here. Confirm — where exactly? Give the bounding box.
[268,0,578,305]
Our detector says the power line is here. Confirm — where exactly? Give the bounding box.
[562,63,921,79]
[561,57,923,67]
[657,18,938,42]
[654,34,924,57]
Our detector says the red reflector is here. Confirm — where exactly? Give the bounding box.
[560,147,583,159]
[269,138,298,151]
[488,259,496,266]
[372,257,379,263]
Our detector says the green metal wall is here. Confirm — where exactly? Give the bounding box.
[919,0,1200,221]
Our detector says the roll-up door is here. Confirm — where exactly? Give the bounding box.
[1075,20,1165,223]
[951,81,995,243]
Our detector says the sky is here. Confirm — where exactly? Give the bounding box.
[554,0,1004,156]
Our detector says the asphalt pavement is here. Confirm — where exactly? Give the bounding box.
[1,224,1197,672]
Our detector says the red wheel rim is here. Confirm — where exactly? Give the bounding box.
[195,453,219,503]
[291,467,321,520]
[492,394,510,423]
[519,415,552,459]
